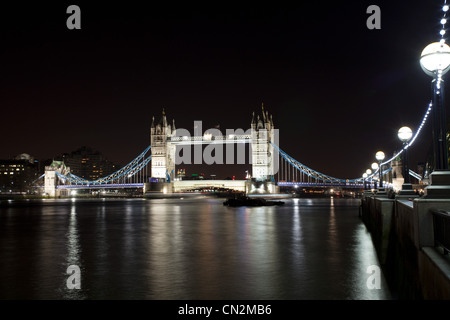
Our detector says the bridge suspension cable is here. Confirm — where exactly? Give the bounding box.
[273,143,362,183]
[276,97,434,185]
[55,145,152,186]
[381,101,432,167]
[365,100,434,181]
[273,142,395,185]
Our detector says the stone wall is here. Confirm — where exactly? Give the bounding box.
[362,196,450,299]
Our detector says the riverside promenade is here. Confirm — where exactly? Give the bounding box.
[361,178,450,299]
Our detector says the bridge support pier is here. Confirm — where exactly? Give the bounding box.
[246,180,279,195]
[146,181,174,194]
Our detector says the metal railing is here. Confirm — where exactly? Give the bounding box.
[431,209,450,255]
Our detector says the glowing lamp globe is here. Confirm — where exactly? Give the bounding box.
[363,173,368,179]
[371,162,379,170]
[420,42,450,77]
[366,169,372,175]
[375,151,385,162]
[398,126,413,143]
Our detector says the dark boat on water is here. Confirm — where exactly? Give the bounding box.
[223,196,285,207]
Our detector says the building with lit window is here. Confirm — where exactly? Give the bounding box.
[0,154,39,193]
[60,146,118,181]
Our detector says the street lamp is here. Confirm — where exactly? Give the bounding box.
[371,162,379,189]
[366,169,372,189]
[398,126,413,189]
[375,151,385,188]
[363,173,368,190]
[420,42,450,170]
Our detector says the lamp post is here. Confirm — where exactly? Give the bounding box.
[366,169,372,190]
[420,42,450,170]
[420,41,450,197]
[363,173,368,190]
[371,162,379,189]
[398,126,413,181]
[397,126,416,196]
[375,151,385,188]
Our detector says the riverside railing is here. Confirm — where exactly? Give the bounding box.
[431,209,450,255]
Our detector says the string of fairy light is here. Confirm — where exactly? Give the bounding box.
[365,2,449,181]
[379,102,432,167]
[437,1,449,89]
[440,1,448,44]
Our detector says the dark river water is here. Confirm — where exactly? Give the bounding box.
[0,197,392,300]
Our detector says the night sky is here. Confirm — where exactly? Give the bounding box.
[0,1,445,180]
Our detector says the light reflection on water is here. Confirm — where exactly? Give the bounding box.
[0,198,392,300]
[61,206,85,299]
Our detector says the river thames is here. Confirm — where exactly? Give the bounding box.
[0,197,392,300]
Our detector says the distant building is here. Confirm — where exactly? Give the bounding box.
[60,146,118,181]
[0,153,39,193]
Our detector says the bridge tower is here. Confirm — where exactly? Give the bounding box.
[250,104,277,184]
[44,161,70,197]
[391,154,404,191]
[150,109,176,183]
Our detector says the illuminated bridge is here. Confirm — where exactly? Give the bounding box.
[37,104,426,197]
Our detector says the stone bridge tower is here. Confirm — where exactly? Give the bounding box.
[150,109,175,182]
[391,154,404,191]
[44,160,71,197]
[251,104,277,182]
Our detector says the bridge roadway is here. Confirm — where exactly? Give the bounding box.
[56,183,144,189]
[278,181,364,188]
[55,180,368,191]
[55,181,248,192]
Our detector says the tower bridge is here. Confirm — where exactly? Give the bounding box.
[41,105,421,197]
